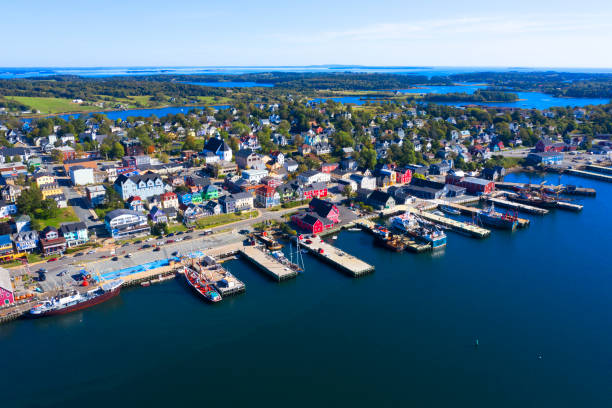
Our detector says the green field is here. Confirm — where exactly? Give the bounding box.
[6,96,100,114]
[37,207,80,228]
[196,95,233,105]
[194,210,258,229]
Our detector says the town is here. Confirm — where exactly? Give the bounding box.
[0,94,611,319]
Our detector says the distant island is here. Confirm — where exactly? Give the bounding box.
[423,89,519,102]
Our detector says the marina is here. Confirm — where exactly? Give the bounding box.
[357,219,431,253]
[240,245,299,282]
[299,236,375,277]
[436,200,531,228]
[414,208,491,238]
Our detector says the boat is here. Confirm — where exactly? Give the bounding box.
[183,266,222,303]
[347,228,361,232]
[390,211,418,233]
[439,205,461,216]
[374,231,406,252]
[406,223,447,249]
[29,279,123,318]
[508,190,557,208]
[478,204,518,230]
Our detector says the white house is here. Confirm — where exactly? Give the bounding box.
[70,166,95,186]
[298,170,330,185]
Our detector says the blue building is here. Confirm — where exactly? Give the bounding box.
[13,230,39,253]
[527,152,564,165]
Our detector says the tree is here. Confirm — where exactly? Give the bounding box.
[17,184,43,217]
[342,184,355,200]
[151,222,169,236]
[50,149,64,163]
[357,148,377,169]
[111,142,125,159]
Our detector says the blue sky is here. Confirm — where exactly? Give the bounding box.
[3,0,612,67]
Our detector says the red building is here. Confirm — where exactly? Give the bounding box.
[395,168,412,184]
[445,175,494,194]
[39,226,67,256]
[0,267,14,306]
[291,213,334,233]
[309,198,340,223]
[302,182,328,199]
[536,139,567,153]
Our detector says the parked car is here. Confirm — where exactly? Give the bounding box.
[126,253,133,258]
[112,257,118,261]
[166,239,175,244]
[184,235,192,240]
[47,258,58,262]
[153,247,161,252]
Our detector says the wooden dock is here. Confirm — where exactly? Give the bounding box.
[300,238,374,277]
[495,181,596,196]
[585,164,612,175]
[555,201,583,212]
[565,169,612,183]
[484,196,548,215]
[240,246,298,281]
[440,200,530,228]
[414,208,491,238]
[196,262,246,296]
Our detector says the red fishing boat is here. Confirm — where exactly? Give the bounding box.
[183,266,222,303]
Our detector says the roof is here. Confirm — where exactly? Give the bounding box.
[309,198,336,218]
[105,209,142,222]
[368,190,393,203]
[0,234,11,246]
[462,177,493,186]
[114,172,161,186]
[236,149,258,158]
[59,222,87,234]
[204,137,231,153]
[14,230,38,240]
[0,147,28,156]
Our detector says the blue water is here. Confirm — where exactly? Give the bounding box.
[99,257,179,280]
[3,66,612,79]
[182,81,273,88]
[314,84,611,109]
[2,171,611,407]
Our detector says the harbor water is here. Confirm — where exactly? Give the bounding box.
[2,171,611,407]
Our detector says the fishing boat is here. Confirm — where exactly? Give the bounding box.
[29,279,123,318]
[390,211,418,233]
[478,204,518,230]
[509,190,557,208]
[183,266,222,303]
[374,231,406,252]
[347,227,361,232]
[439,205,461,216]
[406,223,447,249]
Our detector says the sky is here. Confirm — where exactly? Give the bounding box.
[2,0,612,68]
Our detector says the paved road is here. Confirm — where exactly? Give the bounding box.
[61,185,100,228]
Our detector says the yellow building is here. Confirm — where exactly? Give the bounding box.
[40,183,63,199]
[34,172,55,188]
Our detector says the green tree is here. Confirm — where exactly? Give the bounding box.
[111,142,125,159]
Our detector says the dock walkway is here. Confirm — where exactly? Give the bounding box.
[240,246,298,281]
[566,168,612,183]
[356,219,430,252]
[438,200,530,228]
[197,263,246,296]
[415,208,491,238]
[300,238,374,277]
[484,196,548,215]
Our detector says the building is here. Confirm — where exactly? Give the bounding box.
[291,213,334,234]
[301,182,328,199]
[298,170,330,185]
[48,193,68,208]
[54,146,76,161]
[70,166,95,186]
[308,198,340,223]
[33,172,55,188]
[126,196,145,213]
[242,169,269,184]
[0,201,17,218]
[535,139,571,153]
[527,152,564,165]
[203,137,232,161]
[105,209,151,239]
[367,190,396,210]
[445,175,494,195]
[113,173,168,200]
[14,214,31,233]
[0,267,14,306]
[350,174,377,190]
[59,222,89,248]
[0,234,13,255]
[321,162,339,173]
[207,161,237,177]
[160,191,179,209]
[149,206,168,224]
[86,185,106,207]
[219,192,254,213]
[122,155,151,168]
[403,184,446,199]
[39,226,67,255]
[40,183,63,200]
[201,184,219,200]
[183,204,206,224]
[63,158,99,174]
[235,149,263,169]
[0,147,31,164]
[255,185,280,208]
[1,185,21,203]
[13,230,39,253]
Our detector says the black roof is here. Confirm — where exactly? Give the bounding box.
[368,190,393,203]
[309,198,335,218]
[59,222,87,233]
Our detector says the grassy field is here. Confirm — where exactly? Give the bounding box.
[194,210,258,229]
[195,96,233,105]
[6,96,100,114]
[37,207,80,228]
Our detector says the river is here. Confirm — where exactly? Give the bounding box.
[2,171,611,407]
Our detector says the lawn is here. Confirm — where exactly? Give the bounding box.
[6,96,100,114]
[195,96,233,105]
[37,207,80,228]
[194,210,258,229]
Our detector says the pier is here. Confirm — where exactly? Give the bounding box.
[483,196,548,215]
[240,246,298,281]
[191,259,246,296]
[300,237,374,277]
[566,168,612,183]
[495,181,596,196]
[414,208,491,238]
[585,164,612,175]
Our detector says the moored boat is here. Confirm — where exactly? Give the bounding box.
[29,279,123,318]
[184,266,222,303]
[439,205,461,216]
[478,205,518,230]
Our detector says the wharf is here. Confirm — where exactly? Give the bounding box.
[357,219,430,253]
[483,196,548,215]
[585,164,612,175]
[566,168,612,183]
[240,245,298,281]
[193,262,246,296]
[555,201,583,212]
[300,237,374,277]
[414,208,491,238]
[495,181,596,196]
[436,201,530,228]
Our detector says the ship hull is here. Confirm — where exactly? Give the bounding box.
[29,287,121,318]
[183,268,222,303]
[479,215,517,230]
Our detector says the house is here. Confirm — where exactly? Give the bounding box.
[40,183,63,200]
[276,184,296,202]
[535,139,567,153]
[39,226,67,255]
[201,184,219,200]
[0,234,13,255]
[341,158,358,171]
[59,222,89,248]
[481,166,506,181]
[242,169,269,184]
[284,159,298,172]
[0,267,14,306]
[183,204,206,224]
[0,147,31,163]
[70,166,95,186]
[445,174,494,194]
[321,162,339,173]
[14,214,31,233]
[0,201,17,218]
[350,174,377,191]
[13,230,38,253]
[219,192,254,213]
[403,184,446,199]
[236,149,263,169]
[33,172,55,188]
[122,155,151,168]
[298,170,330,185]
[429,161,452,176]
[1,185,21,203]
[86,185,106,207]
[161,191,179,209]
[105,209,151,239]
[186,175,210,191]
[527,152,564,165]
[291,213,334,234]
[47,194,68,208]
[207,161,237,177]
[149,206,168,224]
[301,182,328,199]
[54,146,76,161]
[367,190,395,210]
[203,200,222,216]
[308,198,340,223]
[203,151,220,164]
[114,173,168,200]
[395,168,412,184]
[203,137,233,161]
[126,196,145,213]
[255,186,280,208]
